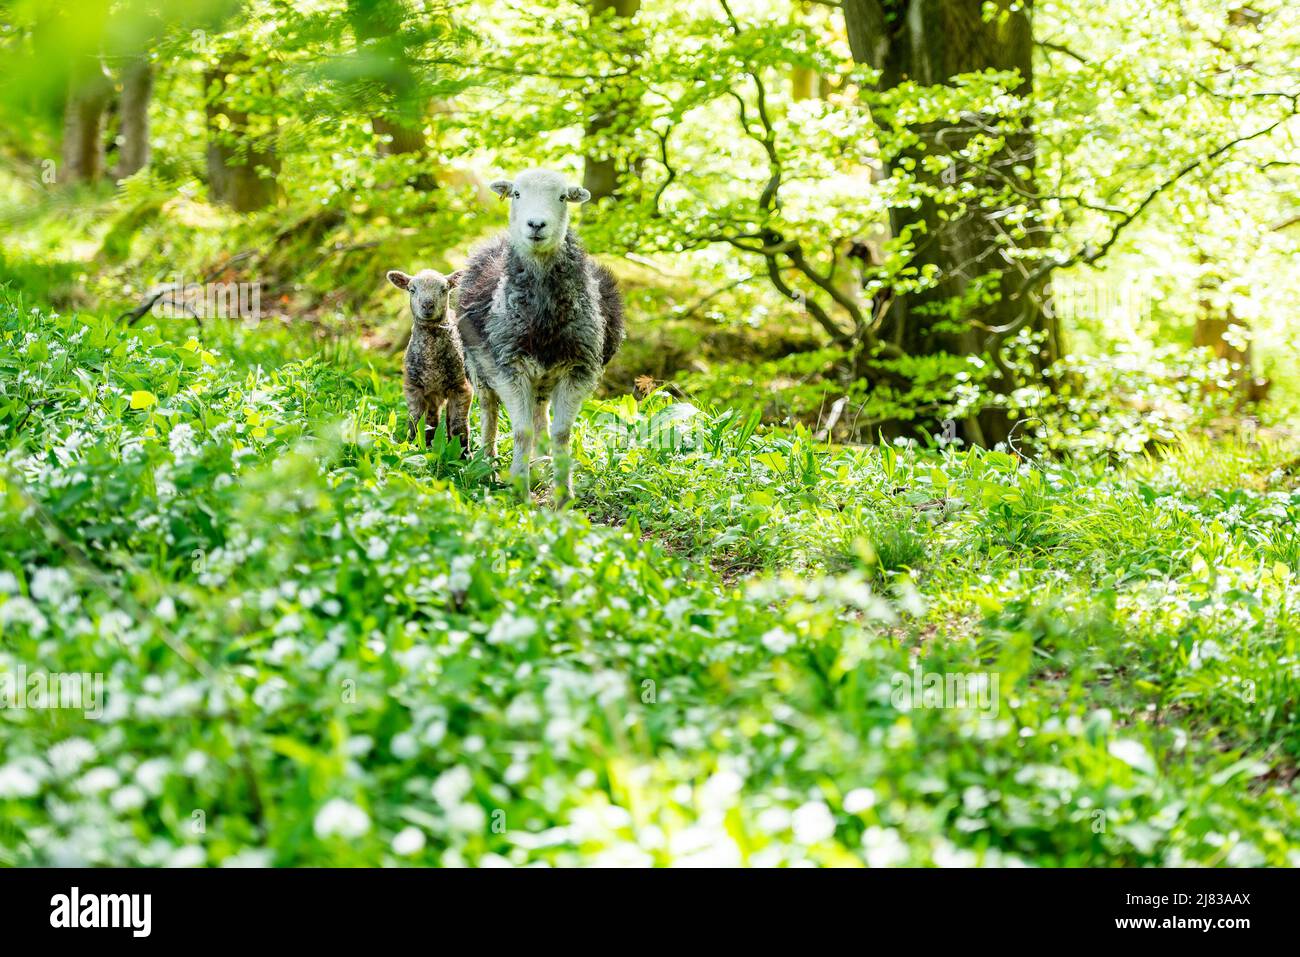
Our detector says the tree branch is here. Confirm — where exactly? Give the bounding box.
[1016,111,1299,297]
[1035,40,1089,65]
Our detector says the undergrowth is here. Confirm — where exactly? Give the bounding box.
[2,295,1298,866]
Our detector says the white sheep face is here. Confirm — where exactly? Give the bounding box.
[387,269,457,322]
[490,169,590,257]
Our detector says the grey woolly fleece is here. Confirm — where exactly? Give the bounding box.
[456,230,625,382]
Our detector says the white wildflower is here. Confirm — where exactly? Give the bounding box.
[77,767,121,795]
[221,849,273,868]
[168,423,198,457]
[486,614,537,648]
[168,845,207,867]
[0,763,40,798]
[47,738,96,776]
[30,567,73,604]
[843,788,878,814]
[392,827,426,856]
[154,596,177,622]
[432,766,473,808]
[791,800,836,844]
[110,784,147,812]
[761,628,796,654]
[313,798,371,839]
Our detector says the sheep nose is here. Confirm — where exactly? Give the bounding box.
[527,219,547,231]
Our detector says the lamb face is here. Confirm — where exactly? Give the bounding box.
[490,169,591,258]
[387,268,458,323]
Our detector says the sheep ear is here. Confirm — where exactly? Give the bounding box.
[446,270,463,289]
[387,270,412,290]
[564,185,592,204]
[490,180,513,200]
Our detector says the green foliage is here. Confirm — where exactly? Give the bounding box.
[6,297,1298,866]
[1,0,1298,869]
[3,0,1297,432]
[1006,342,1254,460]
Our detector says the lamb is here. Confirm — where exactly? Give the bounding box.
[455,168,625,503]
[386,267,472,454]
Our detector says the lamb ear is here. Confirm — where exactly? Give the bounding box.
[564,185,592,204]
[387,270,412,290]
[446,270,463,289]
[489,179,513,200]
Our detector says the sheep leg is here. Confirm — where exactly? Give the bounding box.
[426,398,445,447]
[497,379,536,494]
[406,391,428,444]
[532,399,550,458]
[447,389,472,457]
[480,390,500,459]
[548,376,591,506]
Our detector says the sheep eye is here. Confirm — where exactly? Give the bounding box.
[512,190,520,199]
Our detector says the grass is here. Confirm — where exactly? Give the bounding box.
[1,291,1298,866]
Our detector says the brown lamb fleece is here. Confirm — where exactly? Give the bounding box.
[386,268,472,453]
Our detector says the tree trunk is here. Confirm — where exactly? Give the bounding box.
[791,67,817,100]
[1185,5,1268,407]
[843,0,1060,445]
[204,57,279,212]
[347,0,432,187]
[116,55,153,178]
[62,57,113,183]
[790,2,820,101]
[1193,253,1268,403]
[372,116,425,157]
[583,0,642,202]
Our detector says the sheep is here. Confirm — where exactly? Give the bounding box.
[455,167,625,503]
[386,267,472,454]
